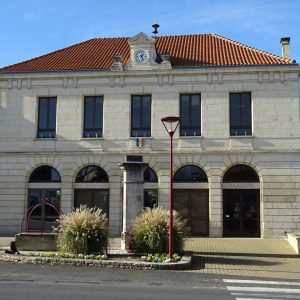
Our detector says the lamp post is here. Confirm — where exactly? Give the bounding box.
[161,116,180,258]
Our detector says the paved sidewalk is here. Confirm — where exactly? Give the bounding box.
[184,238,300,280]
[1,236,299,279]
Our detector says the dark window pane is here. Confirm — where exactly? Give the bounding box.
[144,167,158,182]
[230,94,240,126]
[38,97,57,138]
[230,93,251,136]
[95,97,103,129]
[84,98,94,129]
[38,99,48,129]
[223,164,259,182]
[180,96,189,127]
[131,95,151,137]
[93,190,109,217]
[144,189,158,209]
[48,99,57,129]
[132,97,141,128]
[76,165,108,182]
[191,95,200,126]
[143,97,151,127]
[173,165,208,182]
[241,94,251,125]
[180,94,201,136]
[27,189,60,231]
[75,189,109,218]
[29,166,61,182]
[84,96,103,138]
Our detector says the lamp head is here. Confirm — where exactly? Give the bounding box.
[161,116,180,137]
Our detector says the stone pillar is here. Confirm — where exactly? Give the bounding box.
[119,160,148,251]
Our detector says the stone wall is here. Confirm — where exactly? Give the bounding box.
[0,66,299,237]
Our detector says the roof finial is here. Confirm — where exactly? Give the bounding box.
[152,22,159,35]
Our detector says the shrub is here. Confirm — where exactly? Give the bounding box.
[55,206,109,254]
[130,207,185,254]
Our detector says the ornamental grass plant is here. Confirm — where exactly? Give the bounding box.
[55,206,109,254]
[130,207,185,254]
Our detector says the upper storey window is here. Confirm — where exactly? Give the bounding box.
[230,92,252,136]
[131,95,151,137]
[37,97,57,138]
[180,94,201,136]
[84,96,103,138]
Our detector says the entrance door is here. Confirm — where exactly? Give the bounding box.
[174,190,208,236]
[223,189,260,237]
[74,189,109,217]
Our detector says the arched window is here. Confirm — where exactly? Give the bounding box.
[74,165,109,217]
[28,166,61,231]
[144,167,158,182]
[29,165,61,182]
[223,164,259,183]
[76,165,109,182]
[144,167,158,209]
[174,165,208,182]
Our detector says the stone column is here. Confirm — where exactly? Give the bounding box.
[119,160,148,251]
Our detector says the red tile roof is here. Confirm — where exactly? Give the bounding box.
[0,34,293,73]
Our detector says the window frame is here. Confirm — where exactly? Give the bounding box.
[76,165,109,183]
[37,97,57,138]
[131,95,151,137]
[83,96,104,138]
[29,166,61,183]
[180,93,201,137]
[229,92,252,136]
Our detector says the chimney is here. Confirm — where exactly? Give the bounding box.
[280,37,290,59]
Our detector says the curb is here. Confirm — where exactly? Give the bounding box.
[0,252,193,270]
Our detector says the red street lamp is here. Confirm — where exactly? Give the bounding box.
[161,116,180,258]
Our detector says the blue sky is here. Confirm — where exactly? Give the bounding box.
[1,0,300,67]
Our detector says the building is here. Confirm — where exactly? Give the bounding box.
[0,31,299,239]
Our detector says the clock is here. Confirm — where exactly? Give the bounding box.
[135,50,149,63]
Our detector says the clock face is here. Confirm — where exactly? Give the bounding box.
[135,50,149,63]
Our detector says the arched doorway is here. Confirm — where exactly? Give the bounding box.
[173,165,209,236]
[144,167,158,209]
[27,165,61,231]
[222,164,260,237]
[74,165,109,217]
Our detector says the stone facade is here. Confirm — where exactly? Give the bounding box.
[0,56,299,238]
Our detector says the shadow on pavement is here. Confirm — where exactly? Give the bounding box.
[190,254,283,271]
[191,251,299,259]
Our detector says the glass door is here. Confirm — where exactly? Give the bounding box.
[174,189,209,236]
[223,189,260,237]
[74,189,109,218]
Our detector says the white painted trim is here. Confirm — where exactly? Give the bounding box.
[28,183,61,189]
[222,182,260,189]
[174,182,208,189]
[227,286,300,294]
[74,183,109,189]
[144,183,158,189]
[224,279,300,286]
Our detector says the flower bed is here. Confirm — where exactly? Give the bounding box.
[142,253,182,263]
[29,252,108,260]
[0,251,192,270]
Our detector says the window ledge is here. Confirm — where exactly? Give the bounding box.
[179,136,203,139]
[81,137,104,140]
[130,137,153,139]
[230,135,253,139]
[34,138,57,141]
